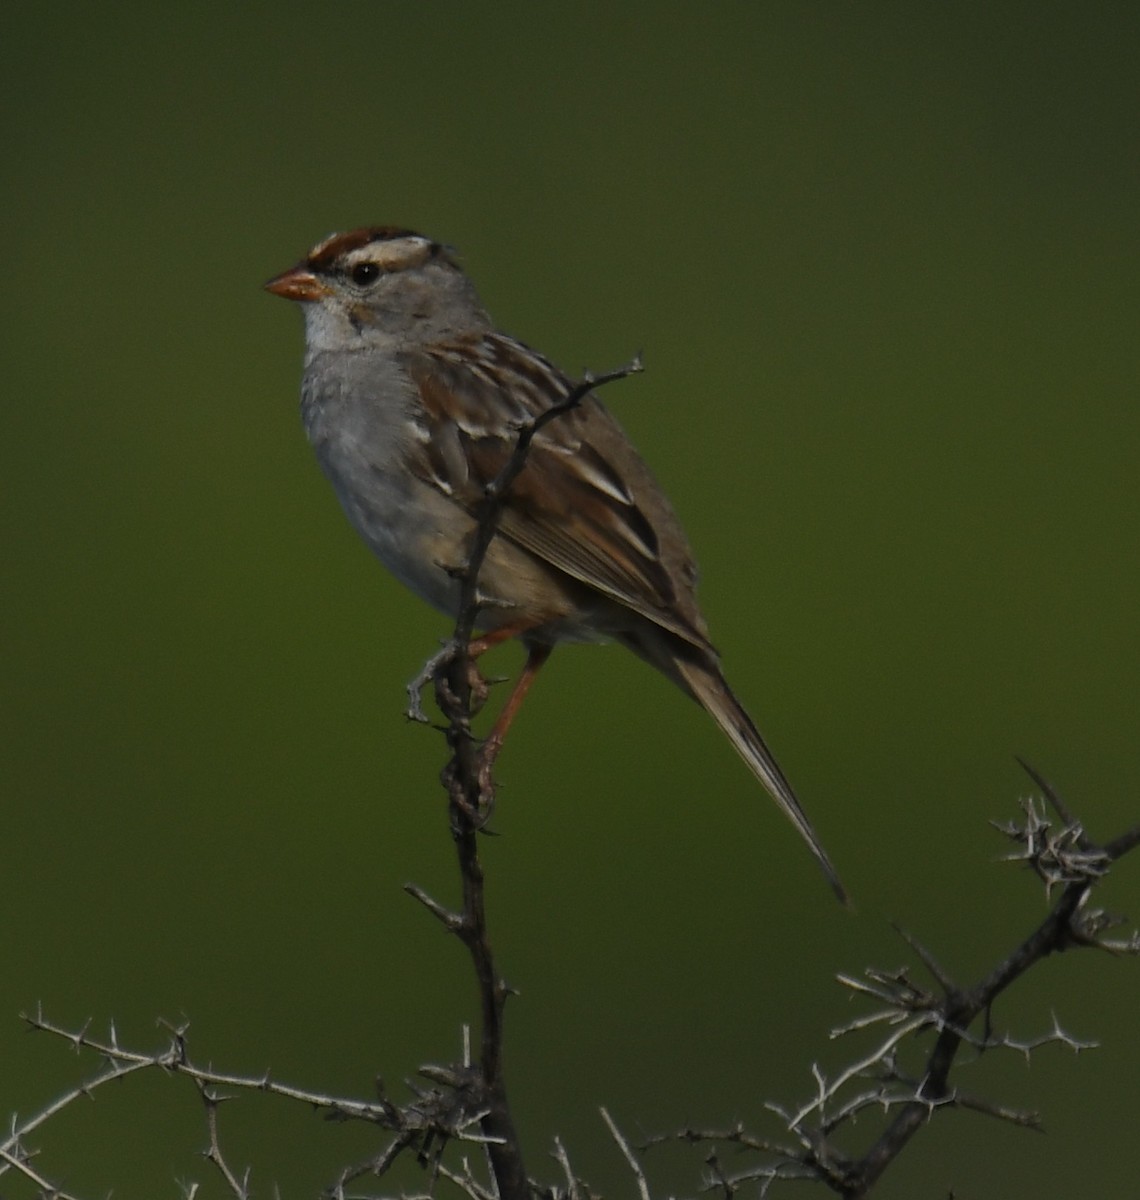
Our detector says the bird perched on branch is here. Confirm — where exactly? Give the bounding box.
[267,227,846,903]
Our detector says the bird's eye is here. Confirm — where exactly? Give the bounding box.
[350,262,381,286]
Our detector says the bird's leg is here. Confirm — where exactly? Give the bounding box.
[449,626,511,715]
[406,622,546,723]
[475,642,553,799]
[410,628,552,826]
[459,623,543,714]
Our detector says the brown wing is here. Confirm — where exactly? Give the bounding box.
[401,333,713,651]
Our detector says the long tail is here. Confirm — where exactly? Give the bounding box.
[636,637,848,905]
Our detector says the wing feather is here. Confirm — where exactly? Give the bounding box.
[402,334,712,650]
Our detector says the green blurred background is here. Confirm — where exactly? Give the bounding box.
[3,3,1138,1196]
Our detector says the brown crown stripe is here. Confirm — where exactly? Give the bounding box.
[306,226,428,269]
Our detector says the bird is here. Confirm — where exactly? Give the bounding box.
[266,226,846,902]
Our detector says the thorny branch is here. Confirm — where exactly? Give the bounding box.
[7,771,1138,1198]
[7,1013,501,1199]
[403,355,644,1200]
[638,760,1139,1198]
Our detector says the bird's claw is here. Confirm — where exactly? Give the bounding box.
[407,641,501,722]
[406,641,457,723]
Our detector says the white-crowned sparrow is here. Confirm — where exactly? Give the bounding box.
[266,227,845,902]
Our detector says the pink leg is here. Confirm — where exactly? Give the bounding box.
[475,643,553,796]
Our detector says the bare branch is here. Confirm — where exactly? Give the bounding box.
[198,1079,251,1199]
[402,357,643,1200]
[550,1137,582,1200]
[644,781,1138,1198]
[600,1109,650,1200]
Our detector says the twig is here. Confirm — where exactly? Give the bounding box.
[600,1108,650,1200]
[409,356,643,1200]
[0,1143,85,1200]
[644,768,1138,1198]
[198,1079,251,1199]
[18,1012,515,1200]
[551,1137,582,1200]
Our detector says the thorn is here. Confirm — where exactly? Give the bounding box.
[892,924,957,994]
[1014,756,1081,833]
[404,883,465,932]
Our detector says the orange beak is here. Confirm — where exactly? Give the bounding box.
[264,264,332,302]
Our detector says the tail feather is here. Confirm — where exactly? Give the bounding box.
[638,639,848,905]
